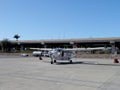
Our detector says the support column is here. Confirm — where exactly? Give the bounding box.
[70,42,74,48]
[20,45,24,52]
[110,41,116,54]
[41,42,46,48]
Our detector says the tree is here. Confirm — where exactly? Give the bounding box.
[13,34,20,41]
[0,39,12,52]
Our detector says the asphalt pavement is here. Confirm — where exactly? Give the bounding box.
[0,56,120,90]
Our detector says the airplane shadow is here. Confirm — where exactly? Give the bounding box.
[56,61,83,65]
[55,61,120,66]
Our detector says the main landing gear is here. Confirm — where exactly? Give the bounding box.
[51,60,56,64]
[70,60,72,64]
[51,61,53,64]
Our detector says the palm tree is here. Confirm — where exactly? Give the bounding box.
[13,34,20,41]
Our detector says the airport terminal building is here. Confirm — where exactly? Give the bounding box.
[3,37,119,54]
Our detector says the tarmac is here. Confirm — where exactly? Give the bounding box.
[0,56,120,90]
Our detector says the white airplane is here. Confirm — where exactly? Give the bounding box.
[49,48,76,64]
[30,47,110,64]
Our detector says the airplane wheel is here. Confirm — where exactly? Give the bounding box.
[51,61,53,64]
[70,60,72,64]
[39,57,42,60]
[54,60,56,63]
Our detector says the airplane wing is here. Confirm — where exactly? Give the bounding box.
[30,48,53,51]
[64,47,111,51]
[30,47,111,51]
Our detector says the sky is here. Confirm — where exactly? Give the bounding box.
[0,0,120,40]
